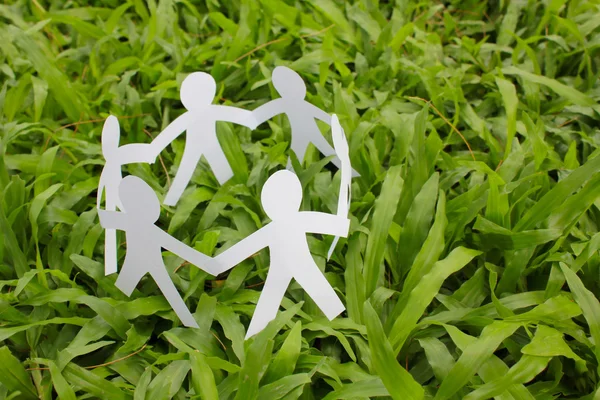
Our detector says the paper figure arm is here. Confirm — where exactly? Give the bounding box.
[98,209,128,231]
[308,104,332,125]
[148,113,193,156]
[298,212,350,237]
[212,226,271,275]
[327,114,352,259]
[251,99,285,126]
[157,230,218,275]
[117,143,157,164]
[213,106,256,129]
[97,173,107,209]
[331,114,351,218]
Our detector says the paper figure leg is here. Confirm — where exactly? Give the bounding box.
[291,138,309,165]
[205,148,233,185]
[114,263,147,296]
[287,137,309,173]
[246,266,292,339]
[293,262,345,320]
[151,265,199,328]
[104,228,118,275]
[164,148,200,206]
[309,131,341,168]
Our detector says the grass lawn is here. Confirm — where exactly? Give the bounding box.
[1,0,600,399]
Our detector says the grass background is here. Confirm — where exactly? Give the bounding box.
[1,0,600,399]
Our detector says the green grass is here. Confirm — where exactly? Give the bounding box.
[1,0,600,399]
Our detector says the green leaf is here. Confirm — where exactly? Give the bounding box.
[234,336,274,400]
[364,165,404,297]
[495,77,518,155]
[559,262,600,373]
[463,355,549,400]
[190,351,219,400]
[0,347,37,400]
[397,172,439,277]
[321,378,389,400]
[417,337,455,381]
[257,374,311,400]
[441,323,536,399]
[215,304,246,363]
[10,26,86,121]
[62,363,128,400]
[514,153,600,231]
[48,360,77,400]
[345,233,366,324]
[502,66,596,107]
[30,75,47,123]
[521,325,585,369]
[0,199,29,278]
[474,215,561,250]
[363,301,424,400]
[434,321,521,399]
[262,321,302,384]
[147,360,191,400]
[389,247,481,352]
[388,190,447,328]
[547,172,600,231]
[133,368,153,400]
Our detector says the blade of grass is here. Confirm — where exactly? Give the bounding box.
[364,301,425,400]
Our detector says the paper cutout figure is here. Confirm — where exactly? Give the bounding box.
[98,116,157,275]
[209,168,350,339]
[327,115,352,260]
[95,69,360,337]
[148,72,255,206]
[252,66,358,177]
[98,175,215,328]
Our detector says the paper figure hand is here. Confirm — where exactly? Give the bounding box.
[157,230,224,276]
[188,254,221,276]
[244,118,258,130]
[97,209,127,230]
[208,228,270,276]
[199,257,227,277]
[239,112,258,130]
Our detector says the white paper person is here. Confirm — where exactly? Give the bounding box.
[98,116,157,275]
[148,72,255,206]
[98,175,216,328]
[95,69,358,336]
[208,121,352,338]
[252,66,358,177]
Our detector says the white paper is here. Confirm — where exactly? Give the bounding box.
[327,114,352,260]
[148,72,255,206]
[97,175,218,327]
[96,68,360,336]
[253,66,359,177]
[209,169,350,339]
[98,116,157,275]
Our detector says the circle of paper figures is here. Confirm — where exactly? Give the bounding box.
[97,66,354,339]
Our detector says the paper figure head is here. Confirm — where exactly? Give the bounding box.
[180,72,217,111]
[272,66,306,99]
[261,170,303,220]
[101,115,120,159]
[119,175,161,222]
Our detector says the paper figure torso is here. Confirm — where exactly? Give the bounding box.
[285,100,322,162]
[116,220,163,295]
